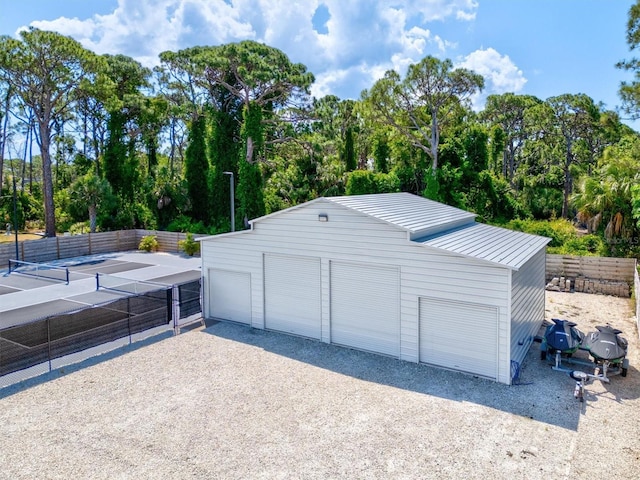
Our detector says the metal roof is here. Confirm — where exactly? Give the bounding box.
[325,192,476,237]
[416,222,550,270]
[242,192,550,271]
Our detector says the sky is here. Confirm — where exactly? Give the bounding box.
[0,0,638,128]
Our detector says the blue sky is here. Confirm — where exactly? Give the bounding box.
[0,0,637,128]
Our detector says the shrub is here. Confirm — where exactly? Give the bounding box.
[178,232,200,256]
[69,222,90,235]
[138,235,158,252]
[505,218,575,247]
[166,215,209,234]
[504,218,608,255]
[549,235,605,256]
[345,170,401,195]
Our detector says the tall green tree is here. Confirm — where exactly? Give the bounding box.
[200,41,313,154]
[339,100,357,171]
[103,111,129,196]
[0,83,11,190]
[311,95,357,172]
[238,102,265,221]
[617,0,640,118]
[199,41,314,220]
[101,54,150,200]
[545,94,601,218]
[158,42,313,224]
[75,78,110,175]
[342,127,356,171]
[209,106,241,226]
[207,70,242,227]
[362,56,484,176]
[372,128,391,173]
[0,28,101,236]
[138,95,169,177]
[157,47,211,113]
[157,46,211,178]
[185,114,210,223]
[481,93,542,183]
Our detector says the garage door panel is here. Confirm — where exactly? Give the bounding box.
[334,331,399,356]
[209,269,251,325]
[420,297,497,379]
[265,254,321,339]
[330,262,399,357]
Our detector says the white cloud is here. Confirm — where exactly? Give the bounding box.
[407,0,478,22]
[457,47,527,110]
[311,68,350,99]
[24,0,480,99]
[31,0,255,67]
[25,16,97,38]
[459,48,527,92]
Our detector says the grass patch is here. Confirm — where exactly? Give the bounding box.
[0,233,43,243]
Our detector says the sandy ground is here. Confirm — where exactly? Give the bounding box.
[0,291,638,479]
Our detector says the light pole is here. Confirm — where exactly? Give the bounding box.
[223,171,235,232]
[12,177,18,260]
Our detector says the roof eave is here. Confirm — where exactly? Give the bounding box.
[197,228,254,242]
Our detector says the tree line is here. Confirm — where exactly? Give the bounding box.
[1,9,640,257]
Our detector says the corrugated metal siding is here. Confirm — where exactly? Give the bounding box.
[320,258,331,343]
[510,248,547,367]
[417,222,550,271]
[201,201,514,383]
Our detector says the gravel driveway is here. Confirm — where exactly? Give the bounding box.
[0,291,638,479]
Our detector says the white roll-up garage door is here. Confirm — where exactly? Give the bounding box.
[264,254,321,339]
[330,262,400,356]
[208,269,251,325]
[419,297,497,379]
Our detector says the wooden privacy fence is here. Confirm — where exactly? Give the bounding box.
[1,237,637,296]
[0,230,203,268]
[546,254,637,297]
[546,254,636,282]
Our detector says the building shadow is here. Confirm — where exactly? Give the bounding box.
[202,321,639,431]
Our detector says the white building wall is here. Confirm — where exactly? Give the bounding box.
[400,244,511,383]
[201,199,514,383]
[510,248,547,367]
[201,231,264,326]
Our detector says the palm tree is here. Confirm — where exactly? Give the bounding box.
[572,136,640,240]
[70,172,113,232]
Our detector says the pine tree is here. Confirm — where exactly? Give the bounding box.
[209,108,240,226]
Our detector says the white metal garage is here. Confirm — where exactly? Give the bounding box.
[200,193,550,385]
